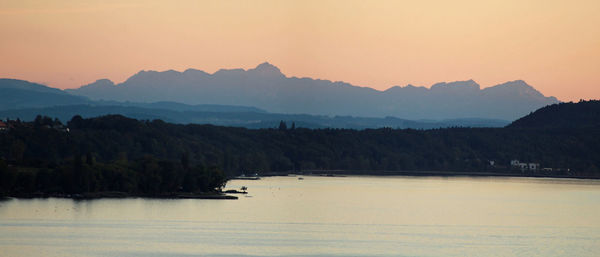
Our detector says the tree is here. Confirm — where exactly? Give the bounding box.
[181,152,190,169]
[68,115,84,128]
[86,152,95,166]
[9,140,26,162]
[278,120,287,130]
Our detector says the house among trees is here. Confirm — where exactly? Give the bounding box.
[528,163,540,171]
[511,160,540,172]
[0,120,7,132]
[52,124,70,133]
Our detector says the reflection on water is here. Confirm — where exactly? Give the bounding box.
[1,176,599,257]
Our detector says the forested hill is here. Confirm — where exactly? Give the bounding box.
[1,114,599,197]
[508,100,600,129]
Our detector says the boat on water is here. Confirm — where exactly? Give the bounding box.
[233,173,261,180]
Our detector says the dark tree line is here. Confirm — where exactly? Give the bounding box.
[1,113,599,196]
[509,100,600,129]
[0,115,226,196]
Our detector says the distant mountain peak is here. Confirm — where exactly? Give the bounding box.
[485,80,554,99]
[431,79,481,91]
[183,68,209,76]
[123,69,182,85]
[75,79,115,90]
[214,68,245,76]
[498,80,530,88]
[92,79,115,86]
[249,62,284,77]
[63,78,116,99]
[384,84,428,93]
[254,61,277,69]
[134,70,150,75]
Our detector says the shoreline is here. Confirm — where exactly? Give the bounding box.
[2,191,238,200]
[4,171,599,200]
[261,170,600,180]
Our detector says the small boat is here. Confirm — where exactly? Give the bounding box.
[233,173,261,180]
[233,176,260,180]
[298,177,304,180]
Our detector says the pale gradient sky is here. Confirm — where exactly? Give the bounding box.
[1,0,599,101]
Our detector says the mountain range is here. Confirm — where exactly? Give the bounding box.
[1,62,561,128]
[0,78,89,109]
[0,78,509,129]
[66,62,559,120]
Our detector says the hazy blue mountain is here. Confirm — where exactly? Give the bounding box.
[66,62,559,120]
[0,77,508,129]
[0,78,265,113]
[67,79,116,100]
[0,78,68,94]
[0,79,91,109]
[99,101,267,113]
[0,104,510,129]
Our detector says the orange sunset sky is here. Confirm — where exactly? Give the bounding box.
[1,0,598,101]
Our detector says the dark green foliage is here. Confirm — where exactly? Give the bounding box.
[0,153,225,196]
[0,116,228,196]
[278,120,287,130]
[0,111,599,197]
[509,100,600,129]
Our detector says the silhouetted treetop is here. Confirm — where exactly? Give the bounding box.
[508,100,600,129]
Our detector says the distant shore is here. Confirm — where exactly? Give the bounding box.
[4,170,598,200]
[3,191,238,200]
[260,170,600,180]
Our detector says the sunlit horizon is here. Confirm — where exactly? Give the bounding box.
[1,0,599,101]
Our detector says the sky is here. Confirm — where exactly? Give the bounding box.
[1,0,598,101]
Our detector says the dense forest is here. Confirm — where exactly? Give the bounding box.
[509,100,600,129]
[0,116,227,197]
[1,101,599,197]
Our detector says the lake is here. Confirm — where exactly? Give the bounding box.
[1,176,600,257]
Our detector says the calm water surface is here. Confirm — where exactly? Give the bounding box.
[1,176,600,257]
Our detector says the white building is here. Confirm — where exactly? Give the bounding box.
[518,163,528,171]
[511,160,540,172]
[528,163,540,171]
